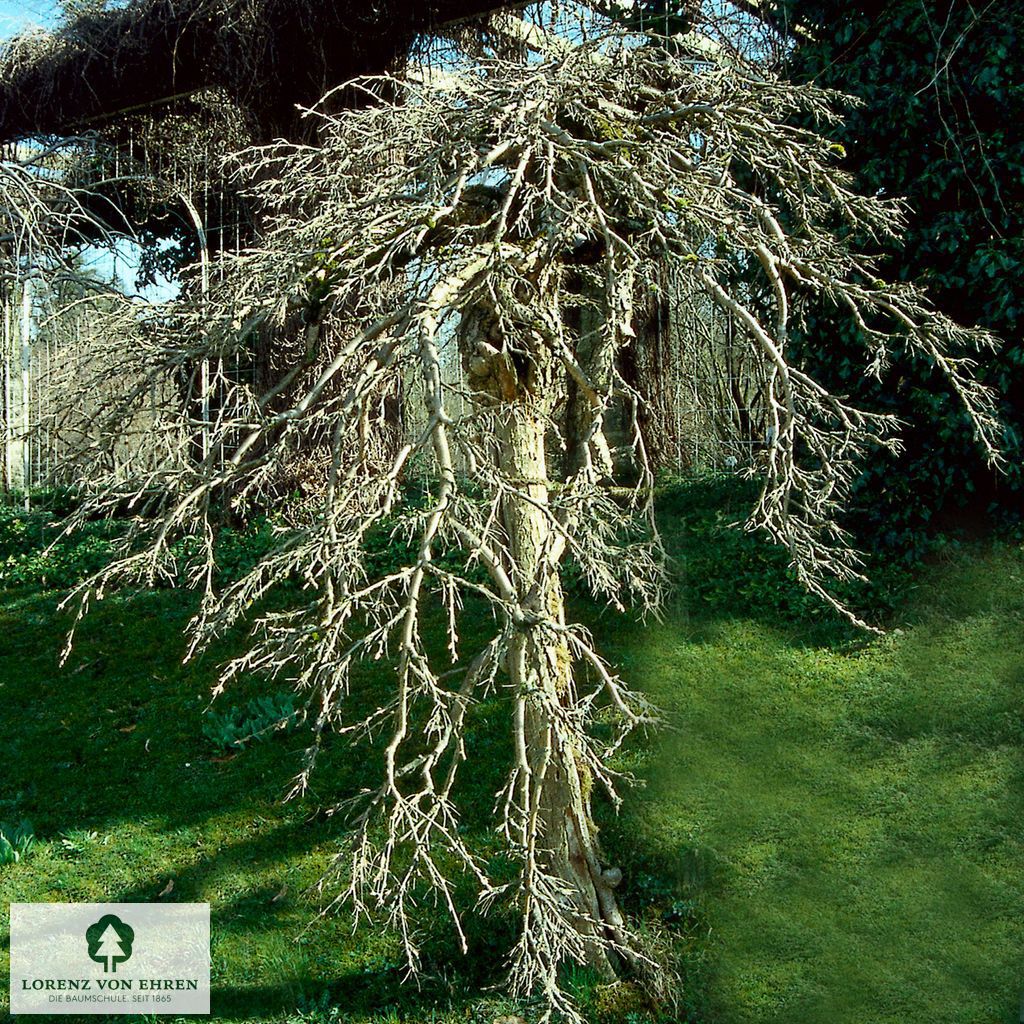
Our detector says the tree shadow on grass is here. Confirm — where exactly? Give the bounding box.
[599,504,1024,1024]
[0,481,820,1024]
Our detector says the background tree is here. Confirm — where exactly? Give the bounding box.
[47,29,999,1021]
[768,0,1024,552]
[1,141,116,495]
[0,0,523,144]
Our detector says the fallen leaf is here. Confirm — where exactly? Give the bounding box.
[270,884,289,904]
[118,724,137,734]
[157,879,175,898]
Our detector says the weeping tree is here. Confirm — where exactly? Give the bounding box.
[46,30,1000,1018]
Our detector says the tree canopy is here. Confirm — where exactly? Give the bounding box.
[0,0,520,142]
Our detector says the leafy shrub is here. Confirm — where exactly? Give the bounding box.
[201,692,301,752]
[210,519,278,583]
[0,820,36,866]
[659,474,913,628]
[2,529,119,590]
[780,0,1024,558]
[0,503,120,589]
[0,502,282,592]
[363,509,475,581]
[57,829,100,859]
[286,989,343,1024]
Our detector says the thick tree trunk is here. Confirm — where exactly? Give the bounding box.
[460,291,626,975]
[498,404,625,978]
[618,270,677,473]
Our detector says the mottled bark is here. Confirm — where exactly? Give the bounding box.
[500,403,625,977]
[462,296,625,976]
[563,313,617,481]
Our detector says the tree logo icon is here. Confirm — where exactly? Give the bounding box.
[85,914,135,973]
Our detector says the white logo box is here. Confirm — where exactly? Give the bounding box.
[9,903,210,1015]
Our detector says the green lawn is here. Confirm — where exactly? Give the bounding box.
[2,484,1022,1023]
[607,489,1024,1024]
[0,582,524,1024]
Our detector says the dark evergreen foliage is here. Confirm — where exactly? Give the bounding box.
[773,0,1024,555]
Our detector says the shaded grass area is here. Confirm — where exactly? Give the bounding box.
[604,480,1024,1024]
[2,479,1023,1023]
